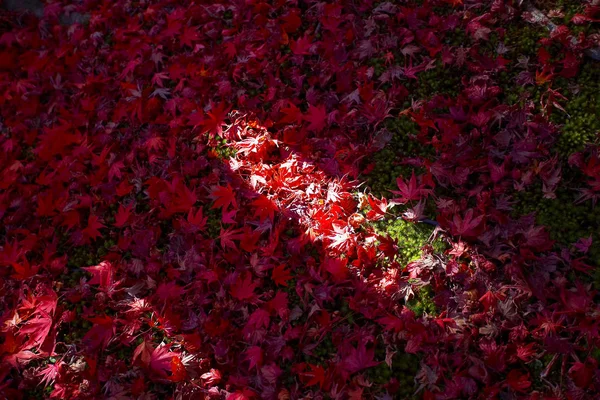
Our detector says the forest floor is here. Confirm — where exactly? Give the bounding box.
[0,1,600,399]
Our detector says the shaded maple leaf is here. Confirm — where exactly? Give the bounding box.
[271,264,292,287]
[114,204,133,227]
[342,342,379,375]
[83,214,105,242]
[230,273,259,301]
[245,346,263,370]
[305,104,328,132]
[210,184,237,211]
[82,314,115,351]
[302,364,326,389]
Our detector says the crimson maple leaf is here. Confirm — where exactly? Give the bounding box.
[83,214,105,242]
[390,171,431,204]
[279,102,302,125]
[82,314,115,351]
[250,195,278,222]
[114,204,133,227]
[149,344,178,378]
[305,104,328,132]
[448,209,485,237]
[210,184,237,211]
[302,364,327,389]
[245,346,263,370]
[341,342,379,375]
[230,273,259,301]
[203,101,231,137]
[271,264,292,287]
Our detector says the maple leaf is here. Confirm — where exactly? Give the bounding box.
[391,171,431,204]
[366,196,392,221]
[170,356,187,382]
[10,259,40,280]
[219,226,244,251]
[114,204,133,227]
[203,101,231,137]
[82,314,115,351]
[250,195,278,222]
[305,104,328,132]
[149,344,177,378]
[37,363,60,387]
[323,256,349,281]
[19,312,53,349]
[302,364,326,389]
[280,102,303,125]
[327,222,357,254]
[181,26,199,48]
[245,346,263,370]
[83,214,105,242]
[271,264,292,287]
[210,184,237,211]
[230,273,259,301]
[133,339,154,366]
[448,209,485,237]
[342,342,379,375]
[186,207,207,230]
[82,261,118,292]
[290,35,313,55]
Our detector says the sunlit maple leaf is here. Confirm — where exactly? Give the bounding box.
[37,362,60,387]
[19,312,52,349]
[149,344,177,378]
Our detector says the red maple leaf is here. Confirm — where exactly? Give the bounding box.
[83,214,105,242]
[10,259,39,280]
[390,171,431,204]
[82,314,115,351]
[302,364,327,389]
[271,264,293,287]
[19,312,53,349]
[448,209,485,237]
[280,103,303,125]
[341,342,379,375]
[230,273,259,301]
[149,344,177,378]
[203,101,231,137]
[305,104,328,132]
[250,195,278,222]
[245,346,263,370]
[210,184,237,211]
[114,204,133,227]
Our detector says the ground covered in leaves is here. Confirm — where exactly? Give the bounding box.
[1,0,600,399]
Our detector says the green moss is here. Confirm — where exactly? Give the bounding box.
[552,63,600,156]
[366,116,434,198]
[375,218,446,266]
[406,285,437,317]
[511,180,600,267]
